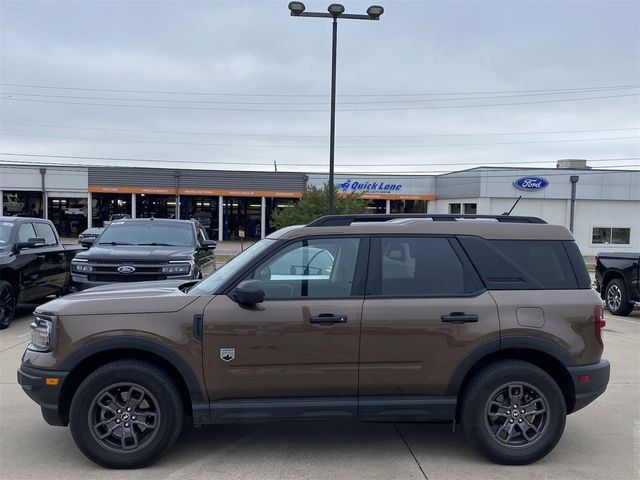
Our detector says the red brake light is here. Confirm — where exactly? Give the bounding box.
[594,304,606,347]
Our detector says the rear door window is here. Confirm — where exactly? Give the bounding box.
[368,236,482,296]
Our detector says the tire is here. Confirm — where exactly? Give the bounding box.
[69,360,184,469]
[604,279,634,316]
[0,281,16,330]
[461,360,566,465]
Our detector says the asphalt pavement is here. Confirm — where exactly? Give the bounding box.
[0,303,638,480]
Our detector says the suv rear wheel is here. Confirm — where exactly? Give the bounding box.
[461,360,566,465]
[604,279,634,316]
[69,360,183,469]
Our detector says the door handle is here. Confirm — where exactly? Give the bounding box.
[36,254,46,260]
[441,312,479,324]
[309,314,348,325]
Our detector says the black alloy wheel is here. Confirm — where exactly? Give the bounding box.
[0,281,15,330]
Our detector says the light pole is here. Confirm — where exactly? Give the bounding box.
[288,2,384,214]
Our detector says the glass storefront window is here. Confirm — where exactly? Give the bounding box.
[223,197,262,240]
[2,191,43,217]
[92,193,132,227]
[366,200,387,214]
[181,196,219,240]
[48,197,88,237]
[390,200,428,214]
[136,194,176,219]
[265,197,299,235]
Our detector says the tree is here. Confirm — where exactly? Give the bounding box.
[272,183,369,229]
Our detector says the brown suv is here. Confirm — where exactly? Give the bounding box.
[17,214,610,469]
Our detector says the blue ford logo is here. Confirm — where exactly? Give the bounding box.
[513,176,549,191]
[117,265,136,274]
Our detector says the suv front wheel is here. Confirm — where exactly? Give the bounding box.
[69,360,183,469]
[461,360,566,465]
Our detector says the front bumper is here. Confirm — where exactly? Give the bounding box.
[567,359,610,413]
[17,365,69,426]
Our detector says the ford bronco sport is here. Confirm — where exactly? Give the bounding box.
[17,214,610,468]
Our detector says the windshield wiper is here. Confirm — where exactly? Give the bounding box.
[99,241,132,245]
[134,242,178,246]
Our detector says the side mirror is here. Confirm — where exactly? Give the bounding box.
[230,279,265,306]
[80,237,95,248]
[17,237,46,249]
[201,239,216,250]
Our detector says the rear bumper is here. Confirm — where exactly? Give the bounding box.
[567,359,610,413]
[17,365,69,426]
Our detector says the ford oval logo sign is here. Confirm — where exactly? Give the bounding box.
[513,176,549,191]
[117,265,136,274]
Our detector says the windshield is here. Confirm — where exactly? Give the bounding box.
[189,238,276,295]
[98,221,194,247]
[0,222,14,247]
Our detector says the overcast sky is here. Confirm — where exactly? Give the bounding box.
[0,0,639,174]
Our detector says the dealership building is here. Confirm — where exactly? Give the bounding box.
[1,160,638,256]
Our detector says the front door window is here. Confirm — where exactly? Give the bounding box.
[251,238,361,299]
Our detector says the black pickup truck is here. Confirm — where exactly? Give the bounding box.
[71,218,215,290]
[0,216,83,328]
[595,252,639,316]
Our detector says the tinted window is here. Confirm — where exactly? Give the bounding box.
[18,223,36,243]
[33,223,57,246]
[0,222,14,245]
[98,221,194,246]
[250,238,361,299]
[459,237,579,289]
[373,237,472,296]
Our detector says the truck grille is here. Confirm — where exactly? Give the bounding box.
[87,274,167,282]
[83,261,182,283]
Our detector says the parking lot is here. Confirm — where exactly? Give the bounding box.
[0,304,638,480]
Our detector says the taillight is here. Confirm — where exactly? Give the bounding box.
[594,304,606,347]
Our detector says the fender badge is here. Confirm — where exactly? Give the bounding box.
[220,348,235,362]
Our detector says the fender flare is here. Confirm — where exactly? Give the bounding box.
[445,336,576,396]
[58,336,205,402]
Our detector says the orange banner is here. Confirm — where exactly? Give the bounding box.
[339,193,437,200]
[89,185,303,198]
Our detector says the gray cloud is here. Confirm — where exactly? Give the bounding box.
[0,0,638,173]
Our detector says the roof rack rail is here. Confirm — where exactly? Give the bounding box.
[307,214,546,227]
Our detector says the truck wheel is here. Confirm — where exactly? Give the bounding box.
[461,360,566,465]
[605,279,634,316]
[0,281,16,330]
[69,360,183,469]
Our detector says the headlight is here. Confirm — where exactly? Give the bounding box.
[30,314,55,351]
[71,260,93,272]
[162,262,192,274]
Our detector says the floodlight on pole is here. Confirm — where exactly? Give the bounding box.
[288,4,383,215]
[288,2,306,16]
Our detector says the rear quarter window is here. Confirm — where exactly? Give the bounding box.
[459,236,582,290]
